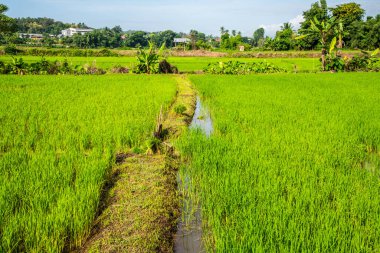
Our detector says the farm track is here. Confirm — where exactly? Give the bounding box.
[77,75,196,253]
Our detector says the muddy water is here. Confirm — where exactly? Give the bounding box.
[174,96,213,253]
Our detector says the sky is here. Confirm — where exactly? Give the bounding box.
[3,0,380,36]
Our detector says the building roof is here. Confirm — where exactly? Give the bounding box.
[174,38,190,43]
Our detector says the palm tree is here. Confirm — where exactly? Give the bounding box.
[220,27,225,35]
[281,22,293,31]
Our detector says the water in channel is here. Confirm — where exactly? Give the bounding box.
[174,96,213,253]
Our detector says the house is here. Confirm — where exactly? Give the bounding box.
[61,28,94,37]
[19,33,44,40]
[174,38,190,46]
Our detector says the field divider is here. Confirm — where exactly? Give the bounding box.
[77,75,197,252]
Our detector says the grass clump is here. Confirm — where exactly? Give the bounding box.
[174,104,187,115]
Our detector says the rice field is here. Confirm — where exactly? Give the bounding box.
[2,69,380,252]
[0,75,176,252]
[178,73,380,252]
[0,55,320,73]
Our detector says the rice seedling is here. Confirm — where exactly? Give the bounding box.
[178,73,380,252]
[0,75,176,252]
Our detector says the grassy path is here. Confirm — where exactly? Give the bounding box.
[80,76,196,253]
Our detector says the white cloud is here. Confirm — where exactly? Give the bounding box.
[289,15,305,30]
[260,14,305,37]
[259,23,282,36]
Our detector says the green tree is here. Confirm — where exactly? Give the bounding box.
[220,26,226,35]
[281,22,293,30]
[348,15,380,50]
[272,25,295,51]
[151,30,177,48]
[331,3,364,28]
[188,30,206,50]
[0,4,16,35]
[125,31,148,48]
[220,29,243,50]
[331,3,365,49]
[253,28,265,47]
[298,0,330,49]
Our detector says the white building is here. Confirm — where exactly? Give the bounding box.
[19,33,44,40]
[174,38,190,45]
[61,28,94,37]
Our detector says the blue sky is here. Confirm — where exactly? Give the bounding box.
[3,0,380,36]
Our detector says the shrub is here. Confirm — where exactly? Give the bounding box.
[4,45,23,55]
[0,57,107,75]
[158,59,178,74]
[110,65,129,74]
[96,49,118,57]
[325,55,345,72]
[78,62,106,75]
[203,61,286,75]
[344,49,379,72]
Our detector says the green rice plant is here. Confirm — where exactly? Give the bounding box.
[178,73,380,252]
[0,75,176,252]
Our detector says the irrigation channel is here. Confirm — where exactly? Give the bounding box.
[174,96,213,253]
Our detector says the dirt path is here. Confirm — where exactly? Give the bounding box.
[77,75,196,253]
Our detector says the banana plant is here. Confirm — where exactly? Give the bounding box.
[334,20,350,57]
[296,16,337,71]
[134,42,165,74]
[10,57,27,75]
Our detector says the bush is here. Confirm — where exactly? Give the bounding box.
[4,45,24,55]
[77,62,107,75]
[110,65,129,74]
[158,59,178,74]
[96,49,118,57]
[325,55,345,72]
[203,61,287,75]
[344,49,379,72]
[0,57,107,75]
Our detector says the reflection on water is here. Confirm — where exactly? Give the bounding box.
[174,96,212,253]
[189,96,213,137]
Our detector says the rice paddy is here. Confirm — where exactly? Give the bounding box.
[178,73,380,252]
[0,55,320,73]
[0,75,176,252]
[1,64,380,253]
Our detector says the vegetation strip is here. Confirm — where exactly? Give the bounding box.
[79,75,196,253]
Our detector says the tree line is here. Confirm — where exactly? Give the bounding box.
[0,1,379,50]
